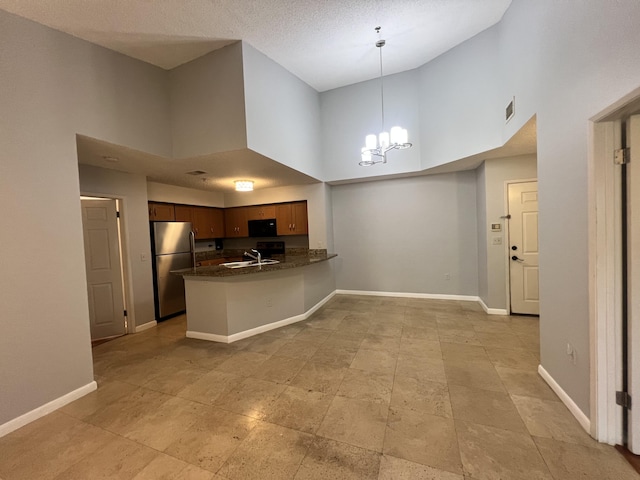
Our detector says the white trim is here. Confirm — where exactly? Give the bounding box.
[336,289,479,302]
[135,320,157,333]
[589,119,624,445]
[538,365,591,434]
[478,297,509,315]
[0,381,97,438]
[187,291,336,344]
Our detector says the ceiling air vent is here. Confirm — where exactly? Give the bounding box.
[185,170,207,176]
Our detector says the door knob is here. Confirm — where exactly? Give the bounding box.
[511,246,518,251]
[511,255,524,262]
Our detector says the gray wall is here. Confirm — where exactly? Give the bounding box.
[332,171,478,296]
[497,0,640,415]
[242,42,323,180]
[418,26,502,169]
[0,10,170,425]
[321,70,422,182]
[169,42,247,158]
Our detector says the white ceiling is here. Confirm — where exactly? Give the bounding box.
[0,0,512,92]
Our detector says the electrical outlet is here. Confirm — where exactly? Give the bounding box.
[492,237,503,245]
[140,253,148,262]
[266,297,273,307]
[444,273,450,280]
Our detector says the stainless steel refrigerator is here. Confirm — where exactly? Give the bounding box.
[150,222,194,320]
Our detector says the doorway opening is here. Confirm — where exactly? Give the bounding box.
[80,196,129,344]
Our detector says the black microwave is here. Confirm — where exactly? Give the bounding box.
[248,219,277,237]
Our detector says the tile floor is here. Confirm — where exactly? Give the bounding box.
[0,295,637,479]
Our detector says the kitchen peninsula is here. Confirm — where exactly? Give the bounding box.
[175,252,337,343]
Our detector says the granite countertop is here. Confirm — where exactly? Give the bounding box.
[174,254,337,278]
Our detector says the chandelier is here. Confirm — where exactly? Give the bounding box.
[360,27,412,166]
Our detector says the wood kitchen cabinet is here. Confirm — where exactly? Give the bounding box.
[176,205,224,239]
[194,207,225,239]
[174,205,194,223]
[276,201,308,235]
[148,202,175,221]
[224,207,249,238]
[246,204,276,220]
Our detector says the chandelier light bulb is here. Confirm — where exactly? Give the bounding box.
[366,134,377,150]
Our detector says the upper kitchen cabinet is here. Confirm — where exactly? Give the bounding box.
[149,202,175,221]
[224,207,249,238]
[174,205,194,223]
[276,201,308,236]
[246,204,276,220]
[176,205,224,239]
[194,207,225,239]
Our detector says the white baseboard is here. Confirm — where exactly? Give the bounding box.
[0,381,97,438]
[336,289,508,315]
[187,290,336,344]
[478,298,509,315]
[135,320,157,333]
[336,289,480,302]
[538,365,591,433]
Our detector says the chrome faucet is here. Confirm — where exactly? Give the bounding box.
[244,249,262,264]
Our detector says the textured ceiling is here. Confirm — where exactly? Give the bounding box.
[0,0,512,92]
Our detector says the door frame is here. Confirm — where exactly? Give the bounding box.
[503,178,538,315]
[588,86,640,445]
[81,191,135,335]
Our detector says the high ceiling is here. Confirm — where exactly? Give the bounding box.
[0,0,512,92]
[2,0,529,193]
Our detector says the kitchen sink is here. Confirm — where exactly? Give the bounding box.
[221,259,280,269]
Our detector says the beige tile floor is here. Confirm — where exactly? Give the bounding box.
[1,295,638,479]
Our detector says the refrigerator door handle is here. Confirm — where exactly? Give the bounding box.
[189,231,196,271]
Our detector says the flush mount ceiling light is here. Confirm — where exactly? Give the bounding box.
[234,180,254,192]
[360,27,412,167]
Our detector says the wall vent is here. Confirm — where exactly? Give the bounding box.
[506,97,515,123]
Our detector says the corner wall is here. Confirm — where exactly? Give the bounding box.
[0,10,171,427]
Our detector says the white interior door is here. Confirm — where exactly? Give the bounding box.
[81,198,126,340]
[508,181,540,315]
[627,115,640,452]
